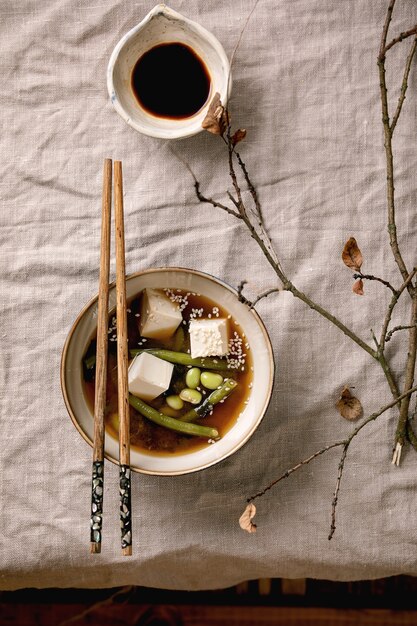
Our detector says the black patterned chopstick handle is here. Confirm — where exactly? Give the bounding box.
[90,461,104,552]
[120,464,132,552]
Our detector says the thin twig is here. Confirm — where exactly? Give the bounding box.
[371,329,380,351]
[227,190,241,210]
[354,272,397,294]
[195,181,241,219]
[384,26,417,54]
[229,0,263,73]
[171,146,242,219]
[390,37,417,134]
[226,126,246,216]
[237,280,279,308]
[250,288,280,308]
[246,442,343,503]
[394,295,417,450]
[379,0,396,59]
[386,323,417,343]
[379,268,417,353]
[234,148,265,227]
[328,443,349,540]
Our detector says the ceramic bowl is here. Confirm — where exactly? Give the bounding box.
[61,268,274,476]
[107,5,231,139]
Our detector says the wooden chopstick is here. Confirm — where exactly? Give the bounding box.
[90,158,112,554]
[114,160,132,556]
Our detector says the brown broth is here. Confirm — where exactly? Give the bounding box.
[131,42,211,119]
[83,290,253,456]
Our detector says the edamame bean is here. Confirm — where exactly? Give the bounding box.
[201,371,224,390]
[186,367,201,389]
[161,404,181,417]
[180,388,202,405]
[166,395,184,411]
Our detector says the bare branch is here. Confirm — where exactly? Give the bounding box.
[386,323,417,343]
[354,272,397,295]
[229,0,262,73]
[328,443,349,541]
[379,268,417,352]
[227,190,241,210]
[234,148,265,227]
[236,281,279,309]
[246,441,343,504]
[250,288,280,308]
[395,296,417,448]
[379,0,396,59]
[194,181,241,219]
[391,37,417,134]
[371,328,380,351]
[384,26,417,55]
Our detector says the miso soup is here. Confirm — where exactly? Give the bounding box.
[83,289,253,456]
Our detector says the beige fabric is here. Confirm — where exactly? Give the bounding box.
[1,0,417,590]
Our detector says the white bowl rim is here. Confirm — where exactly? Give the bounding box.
[61,267,275,475]
[106,4,231,139]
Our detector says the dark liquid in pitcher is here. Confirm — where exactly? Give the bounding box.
[131,42,211,119]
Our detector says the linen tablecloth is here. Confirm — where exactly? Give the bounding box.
[1,0,417,590]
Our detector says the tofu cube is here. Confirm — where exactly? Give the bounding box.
[128,352,174,401]
[140,288,182,340]
[189,318,229,359]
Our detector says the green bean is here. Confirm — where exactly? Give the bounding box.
[129,394,219,438]
[129,349,231,371]
[185,367,201,389]
[180,379,238,422]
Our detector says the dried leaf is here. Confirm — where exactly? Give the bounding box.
[336,386,363,421]
[352,278,364,295]
[342,237,363,272]
[239,503,257,533]
[202,92,228,135]
[231,129,247,146]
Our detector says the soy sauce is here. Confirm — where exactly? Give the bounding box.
[131,42,211,119]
